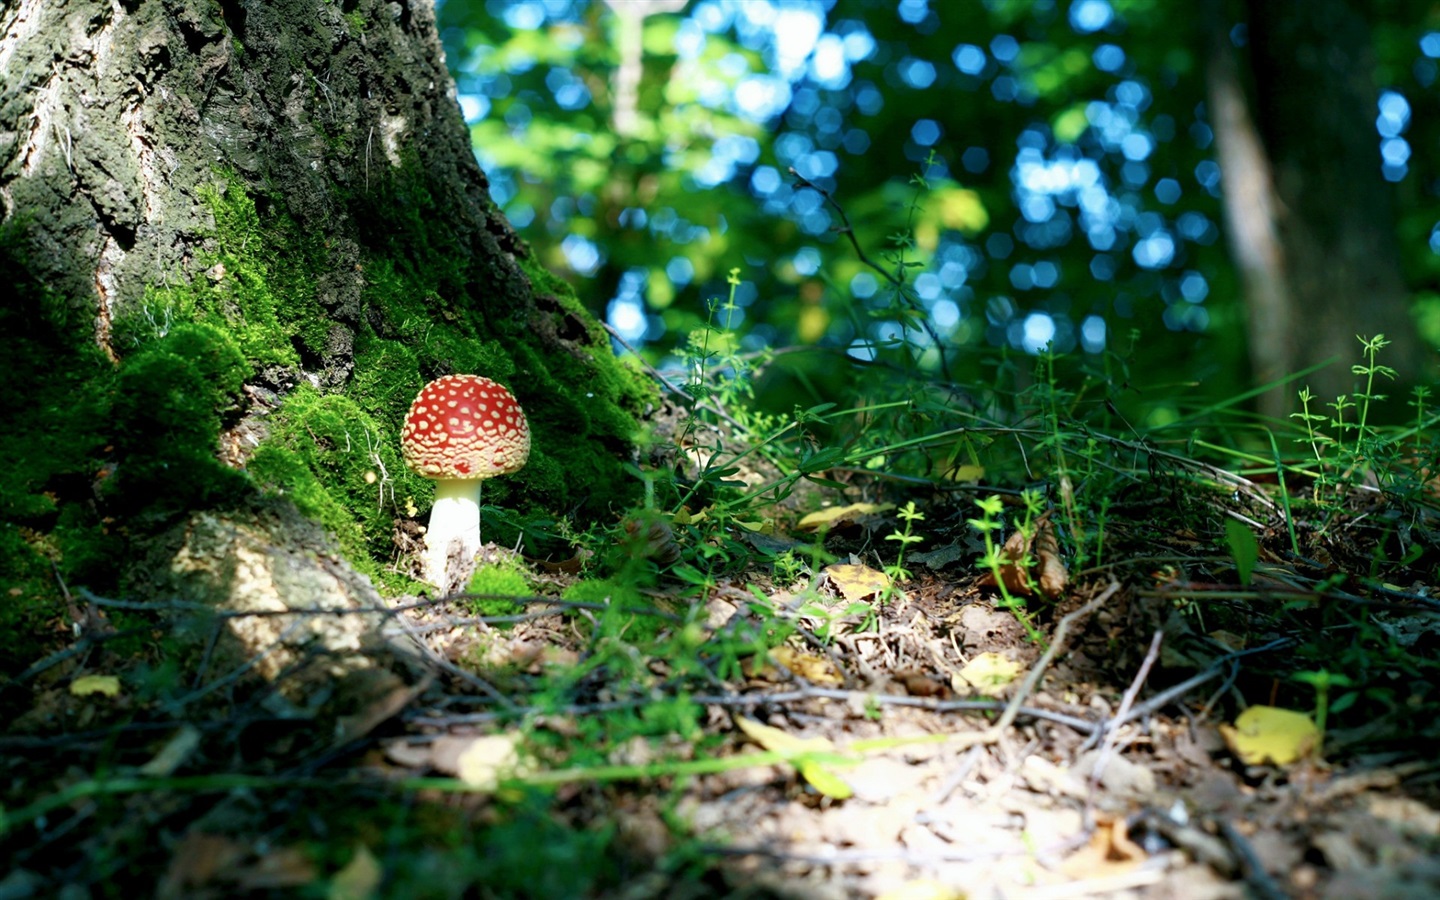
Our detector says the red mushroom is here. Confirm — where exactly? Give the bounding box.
[401,375,530,589]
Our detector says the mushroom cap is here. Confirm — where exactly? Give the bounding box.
[401,375,531,480]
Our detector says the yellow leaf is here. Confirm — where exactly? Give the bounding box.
[733,518,773,533]
[797,502,894,531]
[798,305,830,344]
[945,464,985,483]
[1219,705,1320,766]
[70,675,121,698]
[770,646,844,686]
[735,716,852,799]
[823,563,892,601]
[736,716,832,756]
[955,652,1021,696]
[933,185,989,234]
[796,760,853,800]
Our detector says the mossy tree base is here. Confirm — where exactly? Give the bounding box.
[0,0,653,667]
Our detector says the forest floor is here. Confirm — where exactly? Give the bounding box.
[5,414,1440,899]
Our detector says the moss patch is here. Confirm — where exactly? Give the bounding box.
[106,323,252,521]
[466,562,531,617]
[245,385,423,584]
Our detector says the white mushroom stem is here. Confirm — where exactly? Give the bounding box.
[422,478,485,590]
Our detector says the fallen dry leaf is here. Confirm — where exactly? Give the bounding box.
[431,733,526,789]
[823,563,892,601]
[1060,815,1146,879]
[735,716,853,799]
[770,646,844,686]
[954,652,1021,696]
[69,674,121,698]
[798,503,894,532]
[328,844,382,900]
[876,879,967,900]
[139,725,202,777]
[976,527,1036,597]
[158,832,246,899]
[1034,515,1068,599]
[1219,705,1321,766]
[235,846,316,891]
[457,734,523,789]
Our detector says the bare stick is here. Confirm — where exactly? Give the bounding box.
[1089,627,1163,790]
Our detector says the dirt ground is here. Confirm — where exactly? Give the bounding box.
[5,480,1440,899]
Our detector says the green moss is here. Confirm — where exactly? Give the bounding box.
[136,181,332,367]
[348,336,423,424]
[0,529,67,682]
[339,161,655,534]
[106,323,251,519]
[466,563,531,617]
[0,223,112,532]
[4,150,655,621]
[245,385,423,580]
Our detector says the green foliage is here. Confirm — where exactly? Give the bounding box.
[1224,518,1259,587]
[436,0,1257,409]
[1291,335,1415,510]
[881,500,925,591]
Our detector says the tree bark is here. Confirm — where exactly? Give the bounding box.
[1210,0,1429,417]
[2,0,535,365]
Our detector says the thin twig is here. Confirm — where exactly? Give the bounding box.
[1089,628,1163,790]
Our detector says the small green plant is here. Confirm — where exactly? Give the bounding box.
[772,549,807,586]
[968,494,1045,645]
[1223,518,1259,587]
[881,500,925,594]
[1292,334,1401,504]
[1350,334,1396,453]
[1293,669,1355,743]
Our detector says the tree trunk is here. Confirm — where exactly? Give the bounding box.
[1,0,648,650]
[1210,0,1430,418]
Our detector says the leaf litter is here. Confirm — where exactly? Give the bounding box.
[5,435,1440,898]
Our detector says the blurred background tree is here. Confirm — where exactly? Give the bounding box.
[437,0,1440,425]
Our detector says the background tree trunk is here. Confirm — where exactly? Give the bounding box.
[1210,0,1429,417]
[1,0,648,614]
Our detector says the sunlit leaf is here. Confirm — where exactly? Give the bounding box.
[797,502,894,531]
[70,674,121,698]
[955,652,1021,696]
[328,844,382,900]
[771,646,844,686]
[823,563,892,600]
[1224,518,1259,587]
[735,716,853,799]
[1219,705,1321,766]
